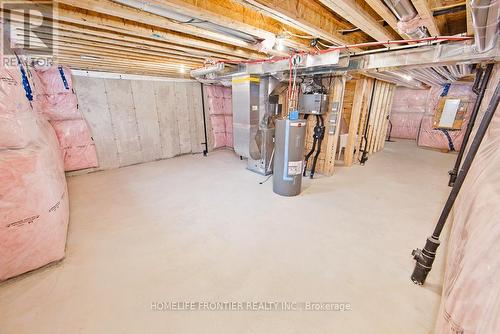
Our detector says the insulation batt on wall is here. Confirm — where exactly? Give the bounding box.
[32,66,98,171]
[72,76,206,171]
[389,87,428,140]
[204,85,233,149]
[435,65,500,334]
[418,84,476,151]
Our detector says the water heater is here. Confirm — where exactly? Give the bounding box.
[273,118,306,196]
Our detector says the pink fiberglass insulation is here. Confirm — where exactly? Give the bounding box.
[225,115,233,147]
[434,67,500,333]
[417,84,475,151]
[0,117,69,281]
[50,120,98,171]
[0,67,32,114]
[33,93,81,121]
[32,65,98,171]
[32,65,73,95]
[0,68,40,149]
[388,87,428,139]
[204,85,233,148]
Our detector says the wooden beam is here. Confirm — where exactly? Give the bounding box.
[52,4,267,60]
[6,11,217,60]
[355,77,375,163]
[377,85,396,151]
[234,0,368,50]
[58,0,249,49]
[57,0,289,57]
[344,78,367,166]
[147,0,308,51]
[61,61,189,77]
[12,24,206,64]
[411,0,441,36]
[4,5,262,61]
[371,82,390,153]
[466,1,474,35]
[319,0,396,41]
[364,0,411,39]
[324,76,347,175]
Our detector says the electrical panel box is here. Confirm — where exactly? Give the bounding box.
[298,93,328,115]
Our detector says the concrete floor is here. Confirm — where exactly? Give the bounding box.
[0,140,455,334]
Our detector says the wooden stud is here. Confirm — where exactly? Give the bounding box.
[365,80,381,155]
[377,85,396,151]
[323,76,347,176]
[370,82,389,153]
[344,77,368,166]
[355,77,375,163]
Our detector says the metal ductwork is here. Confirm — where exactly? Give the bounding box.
[190,63,225,78]
[383,0,429,38]
[113,0,259,43]
[470,0,499,52]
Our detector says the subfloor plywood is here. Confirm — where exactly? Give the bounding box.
[0,140,455,333]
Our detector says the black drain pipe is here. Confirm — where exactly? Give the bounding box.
[411,81,499,285]
[386,119,394,142]
[360,79,377,165]
[448,63,493,186]
[200,83,209,156]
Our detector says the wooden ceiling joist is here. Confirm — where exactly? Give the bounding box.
[58,0,250,50]
[140,0,310,51]
[11,24,208,64]
[411,0,441,36]
[56,0,289,57]
[6,17,213,61]
[318,0,397,41]
[58,60,192,77]
[363,0,411,39]
[41,4,267,60]
[233,0,370,49]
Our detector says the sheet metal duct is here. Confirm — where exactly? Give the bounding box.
[432,66,457,81]
[365,70,427,89]
[470,0,499,52]
[190,63,225,78]
[459,63,473,76]
[232,75,261,160]
[401,69,437,86]
[447,65,461,78]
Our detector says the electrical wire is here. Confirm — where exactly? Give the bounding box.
[259,175,273,184]
[281,27,315,39]
[317,40,337,48]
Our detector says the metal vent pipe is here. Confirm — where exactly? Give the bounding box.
[470,0,499,52]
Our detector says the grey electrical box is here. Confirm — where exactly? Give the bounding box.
[298,93,328,115]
